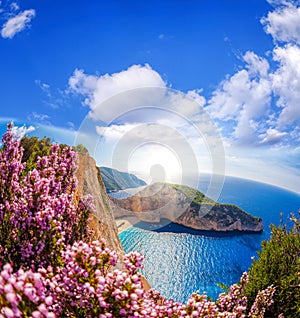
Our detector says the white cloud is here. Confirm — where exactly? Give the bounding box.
[35,80,50,92]
[68,69,98,96]
[261,2,300,44]
[206,41,300,145]
[11,125,35,138]
[68,64,208,125]
[162,89,206,118]
[271,44,300,126]
[35,80,52,99]
[207,52,272,144]
[69,65,216,186]
[243,51,270,77]
[266,0,298,5]
[28,112,51,125]
[202,0,300,188]
[68,64,167,122]
[67,121,75,130]
[35,80,70,109]
[10,2,19,11]
[208,52,271,120]
[96,123,140,141]
[96,122,196,146]
[69,64,166,105]
[66,1,300,191]
[157,33,173,41]
[1,9,35,39]
[259,127,288,144]
[186,89,206,108]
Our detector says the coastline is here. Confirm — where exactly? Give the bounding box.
[116,217,264,237]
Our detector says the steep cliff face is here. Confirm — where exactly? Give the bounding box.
[76,152,124,256]
[175,203,263,232]
[111,183,263,233]
[111,183,190,222]
[76,152,153,290]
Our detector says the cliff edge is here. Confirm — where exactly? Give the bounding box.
[111,183,263,233]
[76,152,124,256]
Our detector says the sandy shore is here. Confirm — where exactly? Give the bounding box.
[115,216,139,233]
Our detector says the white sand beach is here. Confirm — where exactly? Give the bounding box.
[115,216,139,233]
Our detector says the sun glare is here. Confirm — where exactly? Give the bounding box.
[127,143,183,184]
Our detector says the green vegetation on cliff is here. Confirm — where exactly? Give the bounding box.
[169,183,216,204]
[166,182,261,223]
[100,166,146,192]
[245,215,300,317]
[20,136,70,173]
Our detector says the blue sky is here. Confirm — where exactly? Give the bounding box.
[1,0,300,194]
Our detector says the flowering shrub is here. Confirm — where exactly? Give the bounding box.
[0,240,275,318]
[0,124,276,317]
[0,263,55,317]
[0,123,90,270]
[248,286,275,318]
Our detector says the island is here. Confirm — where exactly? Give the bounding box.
[99,166,147,192]
[110,182,263,233]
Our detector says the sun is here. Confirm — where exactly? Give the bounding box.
[127,142,183,184]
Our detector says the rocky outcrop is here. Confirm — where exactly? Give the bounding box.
[174,202,263,232]
[111,183,263,233]
[76,152,124,256]
[111,183,191,222]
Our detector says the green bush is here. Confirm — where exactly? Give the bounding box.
[245,214,300,317]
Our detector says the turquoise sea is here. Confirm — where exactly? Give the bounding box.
[113,176,300,303]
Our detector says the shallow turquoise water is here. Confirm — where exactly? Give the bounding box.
[116,176,300,302]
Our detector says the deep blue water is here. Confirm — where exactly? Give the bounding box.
[114,176,300,303]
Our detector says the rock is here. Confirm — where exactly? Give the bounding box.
[110,183,263,233]
[76,152,151,289]
[76,152,124,256]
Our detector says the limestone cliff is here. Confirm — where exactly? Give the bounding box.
[174,203,263,232]
[75,152,153,290]
[111,183,263,233]
[75,152,124,256]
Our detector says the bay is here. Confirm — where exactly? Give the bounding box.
[113,176,300,302]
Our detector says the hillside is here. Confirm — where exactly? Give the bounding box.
[111,182,263,233]
[20,137,124,255]
[100,166,146,192]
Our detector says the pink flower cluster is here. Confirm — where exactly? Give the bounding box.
[216,272,248,315]
[0,263,55,317]
[248,285,275,317]
[0,123,90,271]
[0,239,275,318]
[0,124,275,317]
